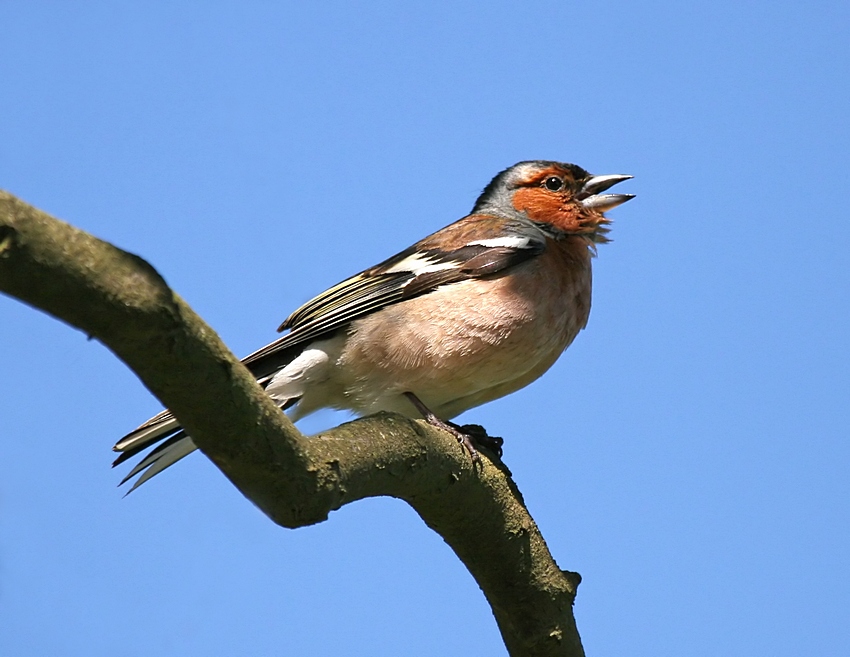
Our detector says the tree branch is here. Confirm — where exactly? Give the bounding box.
[0,190,585,657]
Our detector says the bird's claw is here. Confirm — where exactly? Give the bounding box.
[454,430,481,463]
[449,422,504,460]
[404,392,504,463]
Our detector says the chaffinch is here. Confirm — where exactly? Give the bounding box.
[114,160,633,490]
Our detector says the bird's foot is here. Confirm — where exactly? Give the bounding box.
[404,392,503,462]
[449,422,504,459]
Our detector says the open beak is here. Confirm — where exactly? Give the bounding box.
[579,173,634,211]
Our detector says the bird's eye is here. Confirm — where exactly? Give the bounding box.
[544,176,564,191]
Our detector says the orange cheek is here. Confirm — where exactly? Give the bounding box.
[511,188,581,231]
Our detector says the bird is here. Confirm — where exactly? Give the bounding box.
[113,160,633,491]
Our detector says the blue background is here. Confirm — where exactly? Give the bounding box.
[2,2,848,655]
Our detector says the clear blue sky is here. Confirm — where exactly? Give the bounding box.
[2,2,848,655]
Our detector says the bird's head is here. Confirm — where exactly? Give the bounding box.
[472,160,634,242]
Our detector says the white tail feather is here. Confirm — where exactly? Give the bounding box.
[115,416,180,452]
[125,437,198,493]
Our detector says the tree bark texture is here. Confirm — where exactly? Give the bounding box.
[0,190,585,657]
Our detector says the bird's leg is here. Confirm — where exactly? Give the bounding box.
[403,392,504,461]
[404,392,480,462]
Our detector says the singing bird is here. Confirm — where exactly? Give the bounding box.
[114,160,633,490]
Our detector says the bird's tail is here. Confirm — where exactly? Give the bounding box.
[113,340,305,492]
[112,410,197,494]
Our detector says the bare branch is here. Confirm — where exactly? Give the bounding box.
[0,190,585,656]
